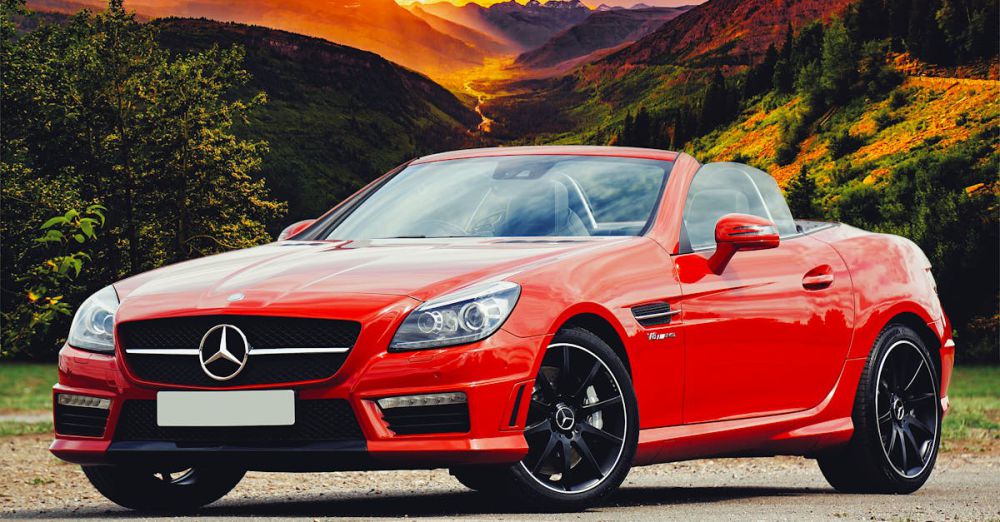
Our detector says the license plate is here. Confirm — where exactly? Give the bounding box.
[156,390,295,427]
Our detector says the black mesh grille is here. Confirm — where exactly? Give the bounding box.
[631,302,674,326]
[118,315,360,387]
[55,403,109,437]
[380,403,470,435]
[114,399,363,445]
[126,353,349,387]
[118,315,360,350]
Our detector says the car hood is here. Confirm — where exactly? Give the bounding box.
[114,238,631,320]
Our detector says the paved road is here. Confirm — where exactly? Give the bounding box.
[3,434,998,521]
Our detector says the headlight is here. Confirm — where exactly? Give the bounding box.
[390,281,520,351]
[67,285,119,353]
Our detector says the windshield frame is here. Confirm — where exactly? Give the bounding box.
[295,155,674,241]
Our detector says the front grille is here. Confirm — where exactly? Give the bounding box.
[118,315,360,351]
[114,399,363,445]
[55,403,109,437]
[380,403,470,435]
[118,315,360,387]
[126,353,349,387]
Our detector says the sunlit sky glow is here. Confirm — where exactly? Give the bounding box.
[395,0,704,7]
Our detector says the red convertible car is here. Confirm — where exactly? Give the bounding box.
[51,146,954,511]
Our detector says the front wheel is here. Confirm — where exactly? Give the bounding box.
[83,465,245,511]
[450,328,638,510]
[817,324,941,493]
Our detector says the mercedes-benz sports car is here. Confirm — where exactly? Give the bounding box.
[51,146,954,511]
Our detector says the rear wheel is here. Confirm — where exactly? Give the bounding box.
[83,465,245,511]
[451,328,638,510]
[818,324,941,493]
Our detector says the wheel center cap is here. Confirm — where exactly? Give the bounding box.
[554,404,576,431]
[892,398,906,422]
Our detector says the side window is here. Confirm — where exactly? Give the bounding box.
[682,163,794,250]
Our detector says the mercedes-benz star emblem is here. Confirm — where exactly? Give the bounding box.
[198,324,250,381]
[554,404,576,431]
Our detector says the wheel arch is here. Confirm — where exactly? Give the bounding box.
[555,312,632,377]
[886,311,943,383]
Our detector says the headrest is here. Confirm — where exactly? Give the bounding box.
[499,181,570,236]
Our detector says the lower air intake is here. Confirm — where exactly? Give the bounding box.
[379,403,471,435]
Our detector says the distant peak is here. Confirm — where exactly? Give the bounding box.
[545,0,587,8]
[630,2,652,9]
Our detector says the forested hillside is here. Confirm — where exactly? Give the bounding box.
[484,0,998,360]
[1,2,478,358]
[154,18,479,223]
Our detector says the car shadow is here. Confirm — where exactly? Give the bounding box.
[8,485,839,519]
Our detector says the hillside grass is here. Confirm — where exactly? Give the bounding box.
[0,362,995,451]
[688,76,1000,186]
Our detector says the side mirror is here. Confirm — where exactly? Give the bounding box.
[707,213,780,274]
[277,219,316,241]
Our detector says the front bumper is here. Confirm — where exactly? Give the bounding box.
[50,329,542,471]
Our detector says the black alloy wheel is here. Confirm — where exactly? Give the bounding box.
[818,324,941,493]
[450,327,638,511]
[874,339,940,478]
[520,342,629,493]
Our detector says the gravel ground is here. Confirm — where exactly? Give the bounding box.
[3,434,998,521]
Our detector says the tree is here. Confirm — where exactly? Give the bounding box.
[698,68,729,133]
[633,107,652,147]
[784,167,821,218]
[744,44,778,98]
[1,1,285,357]
[820,20,857,105]
[772,23,795,93]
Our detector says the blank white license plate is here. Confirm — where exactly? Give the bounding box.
[157,390,295,427]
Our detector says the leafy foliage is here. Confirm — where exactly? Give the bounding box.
[1,206,105,358]
[1,0,284,357]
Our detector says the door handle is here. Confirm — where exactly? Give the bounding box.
[802,265,834,290]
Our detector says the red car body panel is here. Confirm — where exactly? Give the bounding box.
[51,147,953,472]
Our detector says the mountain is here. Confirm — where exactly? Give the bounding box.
[153,18,479,222]
[26,0,486,76]
[516,6,693,70]
[421,0,591,51]
[482,0,857,142]
[608,0,853,66]
[406,3,514,55]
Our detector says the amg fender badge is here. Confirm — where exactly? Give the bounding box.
[648,332,676,341]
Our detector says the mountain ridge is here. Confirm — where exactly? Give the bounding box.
[516,6,692,69]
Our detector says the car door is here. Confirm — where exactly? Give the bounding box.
[673,163,854,424]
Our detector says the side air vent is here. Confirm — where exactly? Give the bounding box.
[631,302,679,327]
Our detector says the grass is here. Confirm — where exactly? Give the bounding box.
[0,363,56,412]
[0,363,56,437]
[942,365,1000,452]
[0,363,996,448]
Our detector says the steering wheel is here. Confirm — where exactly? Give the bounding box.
[409,219,468,237]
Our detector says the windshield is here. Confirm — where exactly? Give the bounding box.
[323,155,673,239]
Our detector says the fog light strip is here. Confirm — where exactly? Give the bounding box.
[376,392,466,410]
[57,394,111,410]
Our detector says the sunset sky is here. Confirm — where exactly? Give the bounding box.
[395,0,704,7]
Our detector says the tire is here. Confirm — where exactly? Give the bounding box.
[449,465,510,493]
[818,323,941,494]
[456,327,639,510]
[83,465,245,511]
